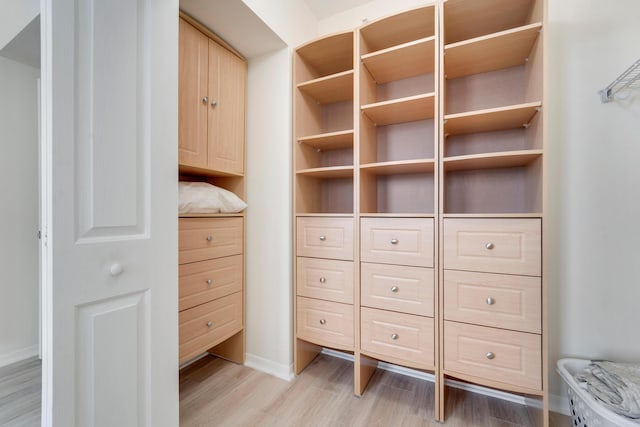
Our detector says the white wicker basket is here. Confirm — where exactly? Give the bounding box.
[557,358,640,427]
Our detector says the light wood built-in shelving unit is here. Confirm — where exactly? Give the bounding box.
[294,0,548,425]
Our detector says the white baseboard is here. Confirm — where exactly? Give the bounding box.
[245,353,294,382]
[0,345,39,368]
[321,348,570,415]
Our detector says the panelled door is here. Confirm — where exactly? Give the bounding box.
[46,0,179,425]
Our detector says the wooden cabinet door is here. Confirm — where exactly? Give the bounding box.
[207,41,246,174]
[178,19,208,168]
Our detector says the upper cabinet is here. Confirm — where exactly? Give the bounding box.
[179,18,247,177]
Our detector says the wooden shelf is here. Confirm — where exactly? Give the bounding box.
[296,165,354,179]
[297,70,354,104]
[444,149,542,171]
[360,5,435,53]
[296,31,353,77]
[360,213,435,218]
[442,213,543,218]
[445,102,541,136]
[362,37,435,84]
[361,93,435,126]
[444,0,536,44]
[445,23,542,79]
[179,164,244,178]
[295,213,354,218]
[179,213,245,218]
[298,130,354,151]
[360,159,435,175]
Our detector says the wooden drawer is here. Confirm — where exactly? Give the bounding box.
[444,321,541,391]
[179,255,243,312]
[361,307,434,370]
[296,297,353,350]
[444,270,541,333]
[361,218,434,267]
[444,218,541,276]
[296,217,354,261]
[296,257,354,304]
[179,217,243,264]
[361,263,434,317]
[179,292,243,363]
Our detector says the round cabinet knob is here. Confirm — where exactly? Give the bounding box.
[319,235,326,241]
[319,277,327,284]
[485,242,494,250]
[319,319,326,325]
[390,286,399,293]
[206,321,213,327]
[486,352,495,360]
[206,235,213,242]
[206,279,213,286]
[211,100,218,107]
[486,297,495,305]
[391,333,399,340]
[109,263,124,277]
[390,238,399,245]
[202,96,208,104]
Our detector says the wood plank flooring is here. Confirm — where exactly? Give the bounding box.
[0,357,41,427]
[180,354,571,427]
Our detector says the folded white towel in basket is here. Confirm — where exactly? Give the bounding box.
[575,361,640,419]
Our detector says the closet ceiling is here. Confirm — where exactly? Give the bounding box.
[303,0,371,19]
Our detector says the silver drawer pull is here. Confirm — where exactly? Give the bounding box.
[206,235,213,242]
[485,242,494,250]
[391,333,399,340]
[486,352,495,360]
[319,235,326,241]
[319,277,326,284]
[319,319,326,325]
[206,321,213,327]
[390,238,399,245]
[391,286,399,293]
[206,279,213,286]
[486,297,495,305]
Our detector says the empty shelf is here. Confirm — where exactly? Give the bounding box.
[360,5,435,53]
[298,130,354,151]
[362,37,435,83]
[444,149,542,171]
[297,70,354,104]
[296,31,354,77]
[296,165,354,178]
[361,93,435,126]
[445,23,542,79]
[360,159,435,175]
[445,102,541,136]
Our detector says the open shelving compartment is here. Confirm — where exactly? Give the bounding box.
[442,0,543,215]
[294,31,356,215]
[359,4,438,216]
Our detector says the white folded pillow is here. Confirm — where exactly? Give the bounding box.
[178,181,247,214]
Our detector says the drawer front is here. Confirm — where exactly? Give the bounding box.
[444,270,541,333]
[444,321,541,391]
[296,297,353,350]
[179,255,243,312]
[297,257,354,304]
[179,217,243,264]
[361,307,434,370]
[179,292,243,363]
[444,218,541,276]
[361,263,434,316]
[361,218,434,267]
[296,217,354,261]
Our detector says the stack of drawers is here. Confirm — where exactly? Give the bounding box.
[178,217,244,364]
[359,218,435,370]
[443,218,542,391]
[295,217,354,351]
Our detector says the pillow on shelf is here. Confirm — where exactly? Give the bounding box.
[179,181,247,214]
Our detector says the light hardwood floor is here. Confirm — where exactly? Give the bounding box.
[180,354,571,427]
[0,357,41,427]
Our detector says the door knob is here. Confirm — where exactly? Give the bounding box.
[202,96,208,104]
[109,263,124,276]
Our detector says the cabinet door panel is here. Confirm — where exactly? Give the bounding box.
[208,41,246,174]
[178,19,208,168]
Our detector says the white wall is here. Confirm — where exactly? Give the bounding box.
[0,55,40,366]
[0,0,39,50]
[546,0,640,396]
[242,0,317,47]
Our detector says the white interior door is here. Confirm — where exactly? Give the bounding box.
[41,0,179,425]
